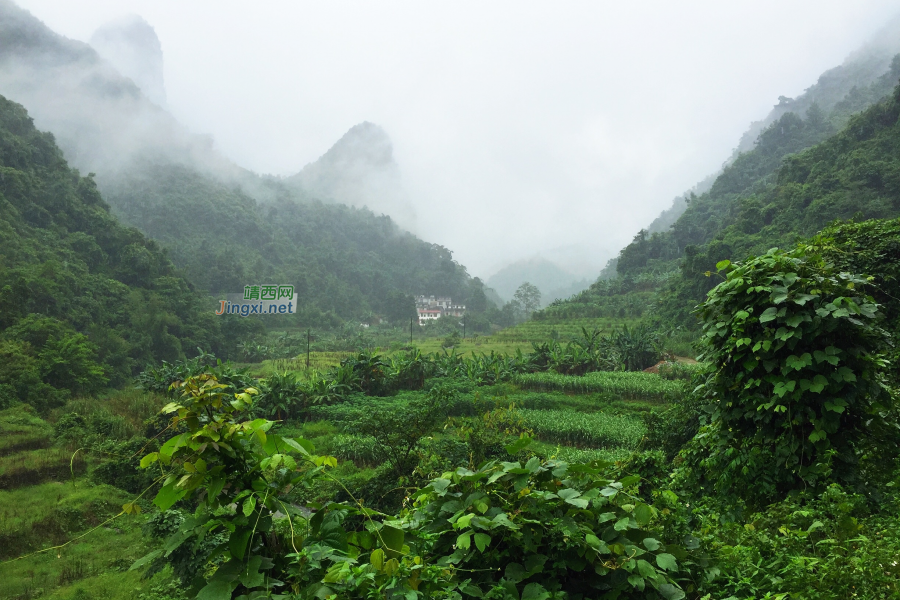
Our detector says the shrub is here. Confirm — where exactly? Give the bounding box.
[681,247,892,501]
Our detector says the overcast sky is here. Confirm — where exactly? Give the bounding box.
[15,0,900,279]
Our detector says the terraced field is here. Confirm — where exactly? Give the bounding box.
[513,370,685,400]
[406,317,641,357]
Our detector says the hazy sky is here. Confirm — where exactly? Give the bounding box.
[14,0,900,279]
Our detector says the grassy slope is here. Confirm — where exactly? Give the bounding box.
[0,400,174,600]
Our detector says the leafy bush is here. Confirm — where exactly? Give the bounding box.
[254,370,304,420]
[0,316,108,412]
[681,248,892,501]
[692,483,900,599]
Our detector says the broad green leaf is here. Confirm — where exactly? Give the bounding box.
[370,548,386,570]
[280,436,313,456]
[129,549,162,571]
[153,483,187,511]
[207,474,225,501]
[557,488,581,501]
[139,452,158,469]
[658,583,686,600]
[242,495,256,517]
[633,503,653,526]
[505,435,533,455]
[456,513,475,529]
[628,573,646,591]
[642,537,661,551]
[598,512,617,523]
[522,583,551,600]
[785,314,805,327]
[636,559,656,577]
[429,478,451,494]
[457,531,472,550]
[383,558,399,576]
[656,553,678,571]
[237,555,265,588]
[196,580,234,600]
[759,307,778,323]
[474,533,491,552]
[566,497,590,509]
[159,432,188,459]
[619,475,641,487]
[229,528,252,560]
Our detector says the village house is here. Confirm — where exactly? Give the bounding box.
[415,295,465,325]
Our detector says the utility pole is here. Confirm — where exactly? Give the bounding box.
[462,315,466,339]
[306,328,310,372]
[409,317,413,345]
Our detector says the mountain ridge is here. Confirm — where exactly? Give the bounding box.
[0,0,477,323]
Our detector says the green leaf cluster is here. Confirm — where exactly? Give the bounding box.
[681,247,891,500]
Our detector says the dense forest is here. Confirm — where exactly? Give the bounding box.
[0,94,259,409]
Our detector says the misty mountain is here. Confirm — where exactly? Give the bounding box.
[0,0,238,179]
[635,14,900,245]
[90,14,167,107]
[286,121,416,232]
[610,33,900,281]
[487,257,590,305]
[541,75,900,325]
[0,0,478,323]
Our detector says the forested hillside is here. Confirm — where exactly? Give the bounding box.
[549,58,900,328]
[0,95,253,410]
[0,0,475,324]
[103,162,472,323]
[619,17,900,268]
[616,55,900,280]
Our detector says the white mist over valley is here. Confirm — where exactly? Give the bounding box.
[11,0,900,290]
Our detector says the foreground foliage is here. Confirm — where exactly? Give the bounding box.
[681,247,893,501]
[132,374,692,599]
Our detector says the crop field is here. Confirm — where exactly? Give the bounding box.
[518,408,646,449]
[490,317,640,343]
[403,317,641,357]
[255,352,355,376]
[399,337,528,357]
[512,371,684,400]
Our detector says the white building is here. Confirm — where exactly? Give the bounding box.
[415,295,466,324]
[417,309,442,325]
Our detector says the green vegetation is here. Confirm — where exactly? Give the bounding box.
[684,249,890,499]
[106,161,477,325]
[513,371,683,400]
[3,15,900,600]
[5,230,900,597]
[0,95,256,411]
[516,408,645,449]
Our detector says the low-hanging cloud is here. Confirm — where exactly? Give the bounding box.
[12,0,900,279]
